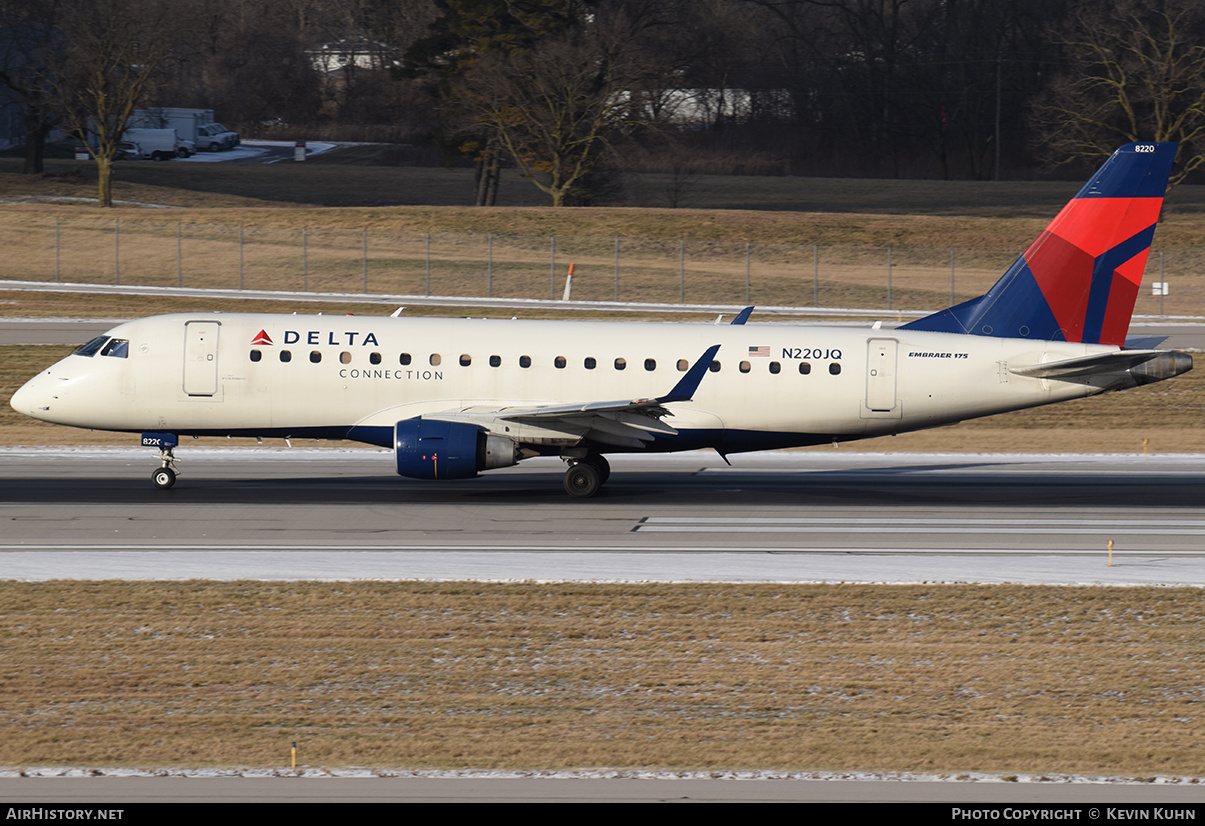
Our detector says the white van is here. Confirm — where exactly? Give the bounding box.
[122,128,184,161]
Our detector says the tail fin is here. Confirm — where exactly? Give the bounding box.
[902,142,1177,345]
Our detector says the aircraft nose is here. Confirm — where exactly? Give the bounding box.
[9,372,54,419]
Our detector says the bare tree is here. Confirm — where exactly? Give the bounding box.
[451,8,660,206]
[0,0,66,174]
[1033,0,1205,185]
[49,0,172,206]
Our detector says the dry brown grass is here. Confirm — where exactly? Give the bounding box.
[3,202,1205,313]
[0,581,1201,774]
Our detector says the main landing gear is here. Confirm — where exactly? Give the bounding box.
[562,453,610,498]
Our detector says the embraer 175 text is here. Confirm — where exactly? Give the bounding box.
[11,143,1192,497]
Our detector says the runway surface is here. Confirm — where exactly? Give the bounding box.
[4,447,1205,585]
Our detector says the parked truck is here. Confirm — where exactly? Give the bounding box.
[121,127,191,160]
[130,108,239,152]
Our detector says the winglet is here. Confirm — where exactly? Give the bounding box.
[659,344,721,404]
[730,306,754,325]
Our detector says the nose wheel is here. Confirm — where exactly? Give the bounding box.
[151,445,178,489]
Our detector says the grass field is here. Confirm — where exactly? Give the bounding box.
[2,581,1203,775]
[7,145,1205,315]
[3,145,1205,776]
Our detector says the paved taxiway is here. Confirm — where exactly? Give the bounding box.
[4,448,1205,585]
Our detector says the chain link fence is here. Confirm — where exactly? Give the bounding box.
[5,215,1204,316]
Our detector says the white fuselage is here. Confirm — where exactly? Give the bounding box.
[12,312,1117,453]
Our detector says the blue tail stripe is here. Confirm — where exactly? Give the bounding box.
[1081,224,1158,343]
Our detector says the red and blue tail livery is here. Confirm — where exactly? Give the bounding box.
[903,142,1177,345]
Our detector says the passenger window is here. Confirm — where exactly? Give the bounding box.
[799,362,811,375]
[429,353,441,366]
[519,355,532,368]
[490,355,501,367]
[584,357,596,369]
[709,361,721,372]
[370,352,381,365]
[769,361,781,374]
[677,359,688,371]
[250,350,262,362]
[280,351,292,363]
[101,338,129,358]
[400,353,412,366]
[614,358,626,371]
[739,361,751,373]
[460,354,471,366]
[340,351,352,364]
[555,356,566,369]
[829,362,841,375]
[310,351,322,363]
[644,359,656,371]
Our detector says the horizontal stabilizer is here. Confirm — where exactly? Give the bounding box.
[1010,349,1191,383]
[1124,335,1168,349]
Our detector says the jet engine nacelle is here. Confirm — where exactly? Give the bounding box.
[394,418,520,479]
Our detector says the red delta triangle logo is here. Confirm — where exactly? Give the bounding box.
[251,330,274,346]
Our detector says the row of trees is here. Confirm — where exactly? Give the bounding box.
[404,0,1205,201]
[2,0,1205,206]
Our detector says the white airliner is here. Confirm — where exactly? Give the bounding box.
[10,143,1191,496]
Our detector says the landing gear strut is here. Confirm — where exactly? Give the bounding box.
[562,453,610,498]
[143,432,180,490]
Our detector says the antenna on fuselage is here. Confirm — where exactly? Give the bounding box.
[390,307,405,317]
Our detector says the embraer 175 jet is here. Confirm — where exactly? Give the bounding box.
[10,143,1192,497]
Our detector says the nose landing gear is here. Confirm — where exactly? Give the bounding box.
[143,432,179,490]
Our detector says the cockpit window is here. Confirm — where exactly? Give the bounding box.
[74,336,109,357]
[100,338,129,358]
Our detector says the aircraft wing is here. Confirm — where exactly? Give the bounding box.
[501,344,720,418]
[424,345,721,448]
